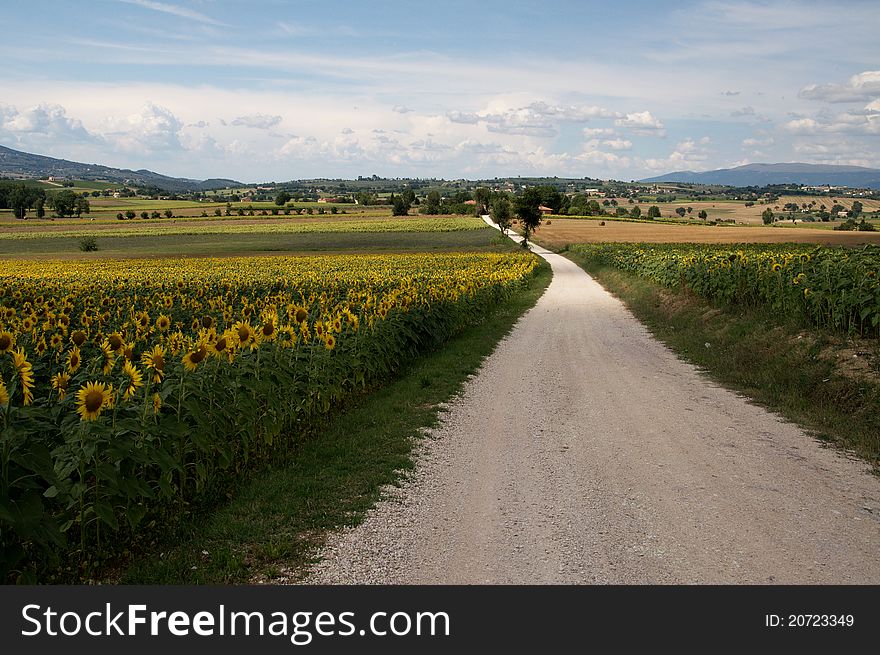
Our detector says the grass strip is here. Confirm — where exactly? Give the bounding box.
[120,260,552,583]
[564,251,880,468]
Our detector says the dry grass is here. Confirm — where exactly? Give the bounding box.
[529,218,880,249]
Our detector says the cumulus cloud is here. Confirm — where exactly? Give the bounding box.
[101,102,183,153]
[614,111,665,136]
[784,107,880,135]
[392,105,414,114]
[341,127,354,134]
[582,127,616,138]
[231,113,282,129]
[799,70,880,103]
[742,136,774,147]
[0,103,95,144]
[446,101,621,138]
[639,137,711,172]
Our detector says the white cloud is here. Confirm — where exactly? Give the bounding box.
[784,108,880,135]
[392,105,414,114]
[639,137,710,172]
[230,114,282,130]
[730,106,755,117]
[101,102,183,153]
[799,70,880,103]
[614,111,665,136]
[0,103,94,143]
[582,127,616,138]
[742,136,774,147]
[601,138,632,151]
[118,0,224,26]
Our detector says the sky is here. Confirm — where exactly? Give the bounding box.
[1,0,878,182]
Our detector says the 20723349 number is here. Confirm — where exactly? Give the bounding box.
[765,614,854,628]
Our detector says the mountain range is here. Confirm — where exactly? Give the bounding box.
[0,145,240,192]
[640,163,880,189]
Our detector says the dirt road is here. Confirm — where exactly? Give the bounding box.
[305,235,880,584]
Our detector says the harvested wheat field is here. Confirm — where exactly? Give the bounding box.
[529,218,880,249]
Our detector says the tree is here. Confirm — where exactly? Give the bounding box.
[274,191,291,206]
[514,188,544,247]
[391,193,410,216]
[74,196,90,218]
[761,208,774,224]
[852,201,863,217]
[125,210,136,220]
[140,211,149,220]
[675,207,687,217]
[698,210,708,219]
[630,206,641,219]
[356,191,374,206]
[490,196,512,234]
[423,190,441,215]
[473,187,491,215]
[401,188,416,208]
[50,189,78,217]
[647,205,661,219]
[164,209,173,218]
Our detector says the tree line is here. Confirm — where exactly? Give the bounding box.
[0,182,91,219]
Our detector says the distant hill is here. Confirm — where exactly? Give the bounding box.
[640,163,880,189]
[0,145,240,192]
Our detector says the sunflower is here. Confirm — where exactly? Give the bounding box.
[772,263,782,272]
[0,377,8,406]
[201,315,214,329]
[259,315,277,342]
[155,314,171,332]
[50,333,63,350]
[141,345,166,383]
[122,342,135,361]
[182,342,209,371]
[106,332,125,353]
[279,326,297,347]
[21,316,34,331]
[234,321,255,348]
[0,331,14,354]
[324,334,336,351]
[76,381,112,421]
[51,371,70,401]
[122,361,143,401]
[152,392,162,414]
[209,331,234,359]
[294,307,309,324]
[100,341,116,375]
[12,349,34,406]
[136,311,150,330]
[66,346,82,373]
[190,318,200,332]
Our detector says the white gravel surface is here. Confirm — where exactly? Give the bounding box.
[303,232,880,584]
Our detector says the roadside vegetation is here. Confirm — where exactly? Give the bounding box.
[565,243,880,467]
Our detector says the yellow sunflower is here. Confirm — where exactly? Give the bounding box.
[141,345,166,383]
[122,361,144,401]
[0,377,8,406]
[70,330,88,347]
[234,321,256,349]
[51,371,71,401]
[106,332,125,353]
[100,340,116,375]
[0,330,14,354]
[66,346,82,373]
[152,392,162,413]
[76,381,112,421]
[12,348,35,406]
[155,314,171,332]
[324,334,336,351]
[182,342,209,371]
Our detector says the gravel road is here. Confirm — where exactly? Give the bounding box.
[304,237,880,584]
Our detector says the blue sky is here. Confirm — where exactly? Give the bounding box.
[1,0,878,182]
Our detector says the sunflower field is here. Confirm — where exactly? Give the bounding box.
[0,252,538,580]
[569,243,880,337]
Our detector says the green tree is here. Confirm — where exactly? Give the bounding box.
[514,188,544,247]
[698,210,708,219]
[275,191,291,206]
[761,208,774,224]
[423,190,441,215]
[630,205,641,219]
[50,189,78,217]
[490,196,513,234]
[473,187,491,215]
[74,196,90,218]
[125,210,136,220]
[391,193,410,216]
[401,188,416,208]
[675,207,687,217]
[164,209,173,218]
[647,205,661,219]
[851,201,863,217]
